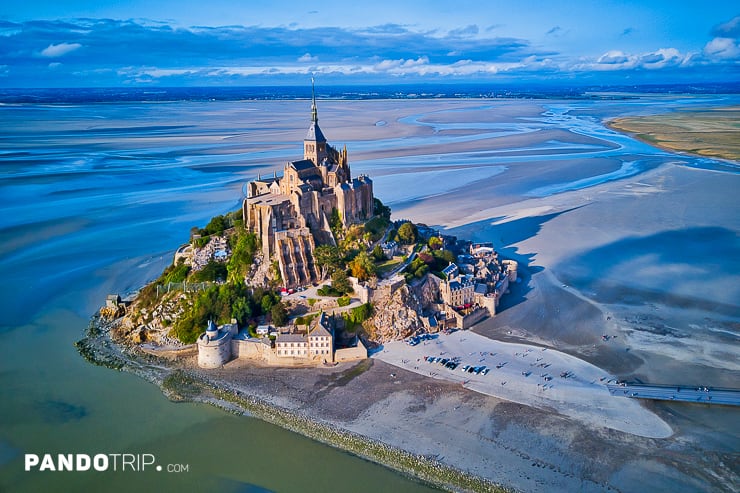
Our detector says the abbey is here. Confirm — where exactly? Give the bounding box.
[243,84,373,288]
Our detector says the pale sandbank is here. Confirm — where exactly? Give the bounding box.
[374,330,672,438]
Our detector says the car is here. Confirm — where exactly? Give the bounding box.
[461,365,470,372]
[467,366,475,373]
[440,358,449,365]
[482,368,490,375]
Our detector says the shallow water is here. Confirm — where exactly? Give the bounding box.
[1,95,738,491]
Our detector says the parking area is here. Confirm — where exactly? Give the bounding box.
[375,329,673,438]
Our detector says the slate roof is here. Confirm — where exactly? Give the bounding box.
[290,159,316,171]
[305,122,326,142]
[276,333,307,344]
[309,312,333,338]
[309,321,332,338]
[442,263,459,278]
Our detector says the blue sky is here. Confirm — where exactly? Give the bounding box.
[1,1,738,87]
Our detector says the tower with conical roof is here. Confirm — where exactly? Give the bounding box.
[304,78,327,165]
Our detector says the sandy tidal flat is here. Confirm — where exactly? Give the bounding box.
[375,331,672,438]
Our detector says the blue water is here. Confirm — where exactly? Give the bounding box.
[0,92,738,492]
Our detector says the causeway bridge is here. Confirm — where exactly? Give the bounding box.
[607,383,740,406]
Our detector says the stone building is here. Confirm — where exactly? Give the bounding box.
[196,312,344,368]
[276,312,334,361]
[439,271,475,307]
[243,83,374,288]
[438,248,518,329]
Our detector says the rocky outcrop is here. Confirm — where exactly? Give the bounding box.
[116,291,188,347]
[366,283,424,343]
[413,274,441,310]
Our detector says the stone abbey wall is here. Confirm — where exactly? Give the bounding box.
[454,306,489,330]
[335,340,368,362]
[231,338,273,363]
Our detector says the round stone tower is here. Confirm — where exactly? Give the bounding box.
[197,320,232,369]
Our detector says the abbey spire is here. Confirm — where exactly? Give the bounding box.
[304,77,327,164]
[311,77,318,124]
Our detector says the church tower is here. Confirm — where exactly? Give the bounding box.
[304,78,327,165]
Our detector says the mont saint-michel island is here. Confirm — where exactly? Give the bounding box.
[98,90,523,364]
[74,91,740,493]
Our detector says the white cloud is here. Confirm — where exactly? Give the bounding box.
[298,52,318,62]
[703,37,740,60]
[48,62,62,69]
[40,42,82,58]
[588,47,691,71]
[639,48,683,69]
[598,51,631,65]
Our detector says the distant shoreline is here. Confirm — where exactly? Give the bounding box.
[2,84,738,104]
[606,108,740,162]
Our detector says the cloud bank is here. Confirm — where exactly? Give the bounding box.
[0,17,737,86]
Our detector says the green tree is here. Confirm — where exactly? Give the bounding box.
[372,244,385,261]
[330,208,342,237]
[261,293,278,314]
[331,269,352,295]
[433,249,457,266]
[227,231,259,283]
[270,302,288,327]
[349,302,373,323]
[231,297,253,326]
[397,222,418,244]
[201,214,228,236]
[373,198,391,220]
[428,236,443,250]
[162,262,190,284]
[191,260,227,282]
[349,251,376,281]
[314,245,343,279]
